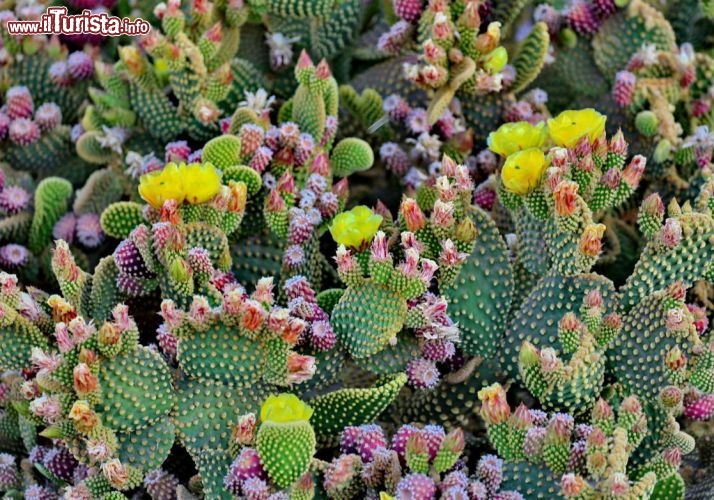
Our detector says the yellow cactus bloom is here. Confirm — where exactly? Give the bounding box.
[501,148,547,195]
[181,162,222,205]
[329,205,383,250]
[138,163,186,209]
[138,162,222,209]
[477,382,503,402]
[487,121,547,157]
[260,394,313,424]
[547,109,607,148]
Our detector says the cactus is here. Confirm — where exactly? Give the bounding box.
[0,86,79,174]
[108,0,254,144]
[479,383,688,499]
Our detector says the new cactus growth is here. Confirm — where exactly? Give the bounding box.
[479,383,688,499]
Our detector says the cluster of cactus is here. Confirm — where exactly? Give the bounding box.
[109,0,253,143]
[328,155,485,388]
[478,383,690,498]
[320,422,527,499]
[376,0,551,132]
[0,85,77,174]
[381,0,511,121]
[610,39,714,197]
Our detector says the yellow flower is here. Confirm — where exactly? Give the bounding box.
[380,493,395,500]
[501,148,547,195]
[181,162,222,205]
[260,394,313,424]
[138,162,223,209]
[329,206,383,250]
[547,109,607,148]
[138,163,186,209]
[487,121,547,157]
[477,382,503,402]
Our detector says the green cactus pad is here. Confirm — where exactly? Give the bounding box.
[0,213,32,245]
[355,334,420,376]
[73,168,125,215]
[620,210,714,312]
[100,202,146,240]
[541,45,609,111]
[314,288,344,315]
[116,419,175,472]
[309,373,407,442]
[267,0,362,61]
[193,448,234,500]
[177,324,265,386]
[174,378,269,452]
[510,22,550,94]
[9,54,88,119]
[5,127,72,172]
[202,135,242,170]
[28,177,73,254]
[222,165,263,196]
[460,93,511,144]
[129,84,185,142]
[501,273,617,378]
[330,138,375,177]
[90,256,123,321]
[443,207,514,358]
[338,85,389,139]
[0,315,48,372]
[393,359,504,428]
[75,131,116,165]
[96,346,175,432]
[266,0,338,18]
[331,282,408,359]
[256,419,316,488]
[292,85,328,145]
[230,232,284,285]
[499,461,560,498]
[298,346,345,393]
[490,0,531,33]
[610,291,686,399]
[185,223,231,271]
[593,0,677,81]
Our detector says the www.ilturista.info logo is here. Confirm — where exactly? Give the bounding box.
[4,7,151,36]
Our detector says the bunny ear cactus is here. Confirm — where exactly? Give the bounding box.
[3,279,175,493]
[380,0,550,138]
[329,158,480,381]
[384,0,511,124]
[1,22,93,123]
[479,384,688,499]
[103,161,250,306]
[76,62,162,165]
[163,274,333,389]
[255,394,316,489]
[214,57,373,289]
[114,0,254,142]
[592,0,677,82]
[609,40,714,198]
[620,186,714,311]
[518,289,623,416]
[322,422,522,498]
[492,110,646,277]
[261,0,365,91]
[0,86,77,174]
[611,280,713,401]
